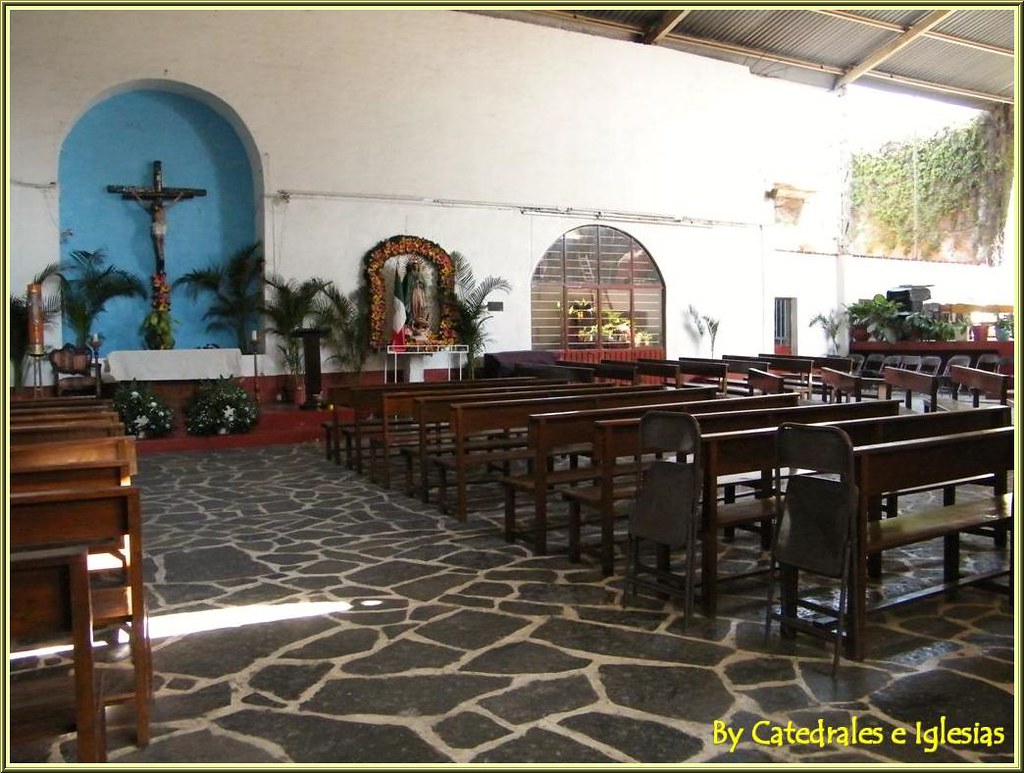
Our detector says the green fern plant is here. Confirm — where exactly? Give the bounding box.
[173,242,265,349]
[447,251,511,378]
[60,249,146,347]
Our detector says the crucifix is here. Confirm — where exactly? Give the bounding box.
[107,160,207,275]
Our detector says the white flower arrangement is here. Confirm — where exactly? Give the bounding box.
[183,377,260,436]
[113,381,174,438]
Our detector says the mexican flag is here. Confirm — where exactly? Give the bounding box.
[390,263,406,346]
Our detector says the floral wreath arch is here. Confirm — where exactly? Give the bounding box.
[364,234,458,349]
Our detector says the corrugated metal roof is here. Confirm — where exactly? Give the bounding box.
[468,7,1015,109]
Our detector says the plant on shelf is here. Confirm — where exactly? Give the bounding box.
[897,311,936,341]
[183,377,260,435]
[60,249,146,348]
[809,309,845,354]
[995,313,1013,341]
[687,304,720,358]
[845,294,901,343]
[173,242,265,350]
[634,329,655,347]
[580,309,633,345]
[566,298,594,319]
[112,380,174,438]
[445,251,511,379]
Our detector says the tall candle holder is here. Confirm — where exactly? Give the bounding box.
[87,332,104,366]
[250,330,261,402]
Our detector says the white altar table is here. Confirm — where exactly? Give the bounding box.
[106,348,244,382]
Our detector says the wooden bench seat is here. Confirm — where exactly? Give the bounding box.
[847,426,1014,660]
[427,386,694,521]
[363,381,617,484]
[502,392,794,555]
[10,545,106,762]
[867,494,1012,554]
[946,364,1013,408]
[9,486,151,746]
[10,419,126,444]
[566,399,903,580]
[882,365,941,410]
[10,460,133,491]
[10,436,138,476]
[324,377,553,467]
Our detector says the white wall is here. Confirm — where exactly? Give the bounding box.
[7,9,1015,375]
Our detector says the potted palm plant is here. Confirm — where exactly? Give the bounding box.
[447,251,511,379]
[173,242,264,349]
[809,309,844,354]
[60,249,146,347]
[687,305,720,358]
[312,281,370,384]
[262,273,329,403]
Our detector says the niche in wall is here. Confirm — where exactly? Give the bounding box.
[59,86,257,352]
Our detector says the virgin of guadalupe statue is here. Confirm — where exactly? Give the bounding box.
[403,259,430,333]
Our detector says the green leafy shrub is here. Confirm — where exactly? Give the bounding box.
[113,380,174,438]
[183,377,260,435]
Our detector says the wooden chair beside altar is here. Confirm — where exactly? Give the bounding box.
[50,344,101,398]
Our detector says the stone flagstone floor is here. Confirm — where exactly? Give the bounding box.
[10,442,1016,766]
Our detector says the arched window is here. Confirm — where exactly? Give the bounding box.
[531,226,664,353]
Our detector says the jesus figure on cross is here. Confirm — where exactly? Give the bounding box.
[107,160,207,275]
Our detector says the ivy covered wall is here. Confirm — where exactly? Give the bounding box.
[847,104,1013,266]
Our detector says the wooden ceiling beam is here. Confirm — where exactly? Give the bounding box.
[834,10,953,90]
[816,10,1013,58]
[643,10,690,45]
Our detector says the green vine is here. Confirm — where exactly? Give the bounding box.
[848,105,1013,264]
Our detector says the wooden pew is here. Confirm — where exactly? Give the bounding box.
[10,420,126,445]
[9,485,151,746]
[882,366,941,409]
[9,409,121,425]
[327,377,558,469]
[371,382,622,488]
[757,353,855,400]
[847,426,1014,660]
[565,400,903,583]
[694,405,1008,617]
[746,368,788,395]
[687,356,772,395]
[9,404,117,419]
[947,364,1013,408]
[503,391,797,556]
[594,360,641,384]
[819,366,883,403]
[9,436,139,476]
[634,359,685,387]
[9,545,106,762]
[10,396,113,411]
[430,386,689,521]
[10,460,133,491]
[731,354,815,398]
[652,358,729,394]
[406,384,669,501]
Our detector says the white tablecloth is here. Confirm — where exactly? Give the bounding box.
[106,348,244,382]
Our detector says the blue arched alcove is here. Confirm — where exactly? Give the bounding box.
[59,86,258,352]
